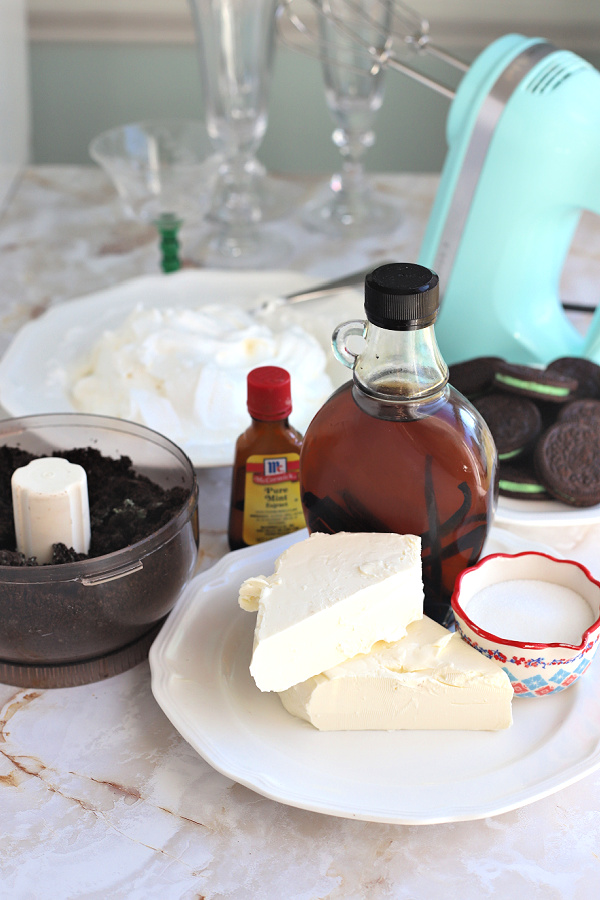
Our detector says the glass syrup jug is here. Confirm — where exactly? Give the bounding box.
[299,262,498,624]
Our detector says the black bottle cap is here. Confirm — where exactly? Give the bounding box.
[364,263,440,330]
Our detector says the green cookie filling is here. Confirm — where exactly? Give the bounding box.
[495,373,570,397]
[499,479,546,494]
[498,448,523,460]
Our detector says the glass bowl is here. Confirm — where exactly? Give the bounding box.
[89,118,218,225]
[0,413,198,688]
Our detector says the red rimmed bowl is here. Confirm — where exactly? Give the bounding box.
[451,552,600,698]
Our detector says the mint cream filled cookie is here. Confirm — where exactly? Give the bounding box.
[493,362,577,404]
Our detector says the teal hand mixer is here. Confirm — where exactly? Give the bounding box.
[280,3,600,364]
[417,33,600,365]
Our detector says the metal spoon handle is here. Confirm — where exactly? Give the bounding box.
[283,261,395,304]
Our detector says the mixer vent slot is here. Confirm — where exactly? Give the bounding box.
[524,53,591,94]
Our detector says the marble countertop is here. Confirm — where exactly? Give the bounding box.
[1,167,600,899]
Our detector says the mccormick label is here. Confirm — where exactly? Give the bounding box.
[242,453,305,545]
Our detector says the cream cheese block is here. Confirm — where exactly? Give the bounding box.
[238,531,423,693]
[278,615,513,731]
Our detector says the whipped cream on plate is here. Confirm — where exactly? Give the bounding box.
[69,302,333,453]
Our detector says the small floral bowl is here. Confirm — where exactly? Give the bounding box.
[451,552,600,698]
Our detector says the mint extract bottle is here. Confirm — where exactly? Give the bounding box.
[228,366,305,551]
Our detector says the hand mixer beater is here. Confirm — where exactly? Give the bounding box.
[280,1,600,366]
[278,0,466,96]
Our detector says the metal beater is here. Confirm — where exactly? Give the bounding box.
[276,0,468,100]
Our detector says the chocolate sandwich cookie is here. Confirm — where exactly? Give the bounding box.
[546,357,600,400]
[494,361,577,404]
[474,392,542,460]
[534,421,600,507]
[558,398,600,427]
[498,461,549,500]
[448,356,502,399]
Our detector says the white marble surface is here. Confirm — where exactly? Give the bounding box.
[1,167,600,899]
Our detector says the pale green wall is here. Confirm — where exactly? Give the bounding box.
[28,41,466,173]
[29,39,600,173]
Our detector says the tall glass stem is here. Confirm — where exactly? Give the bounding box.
[188,0,289,266]
[302,0,400,236]
[328,122,376,224]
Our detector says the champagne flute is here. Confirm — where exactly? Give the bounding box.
[302,0,400,236]
[188,0,291,268]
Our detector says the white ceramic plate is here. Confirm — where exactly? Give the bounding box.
[496,494,600,526]
[0,270,363,468]
[150,528,600,825]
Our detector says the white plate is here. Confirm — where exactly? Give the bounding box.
[496,494,600,526]
[0,269,363,468]
[150,528,600,825]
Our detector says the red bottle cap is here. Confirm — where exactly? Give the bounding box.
[247,366,292,421]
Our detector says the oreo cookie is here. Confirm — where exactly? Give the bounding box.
[498,461,549,500]
[558,398,600,428]
[494,362,577,404]
[448,356,501,399]
[546,357,600,400]
[534,421,600,507]
[453,353,600,508]
[474,393,542,460]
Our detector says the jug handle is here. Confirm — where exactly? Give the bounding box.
[332,320,367,369]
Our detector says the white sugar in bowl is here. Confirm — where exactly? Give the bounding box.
[451,552,600,698]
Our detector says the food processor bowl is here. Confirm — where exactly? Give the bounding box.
[0,414,199,688]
